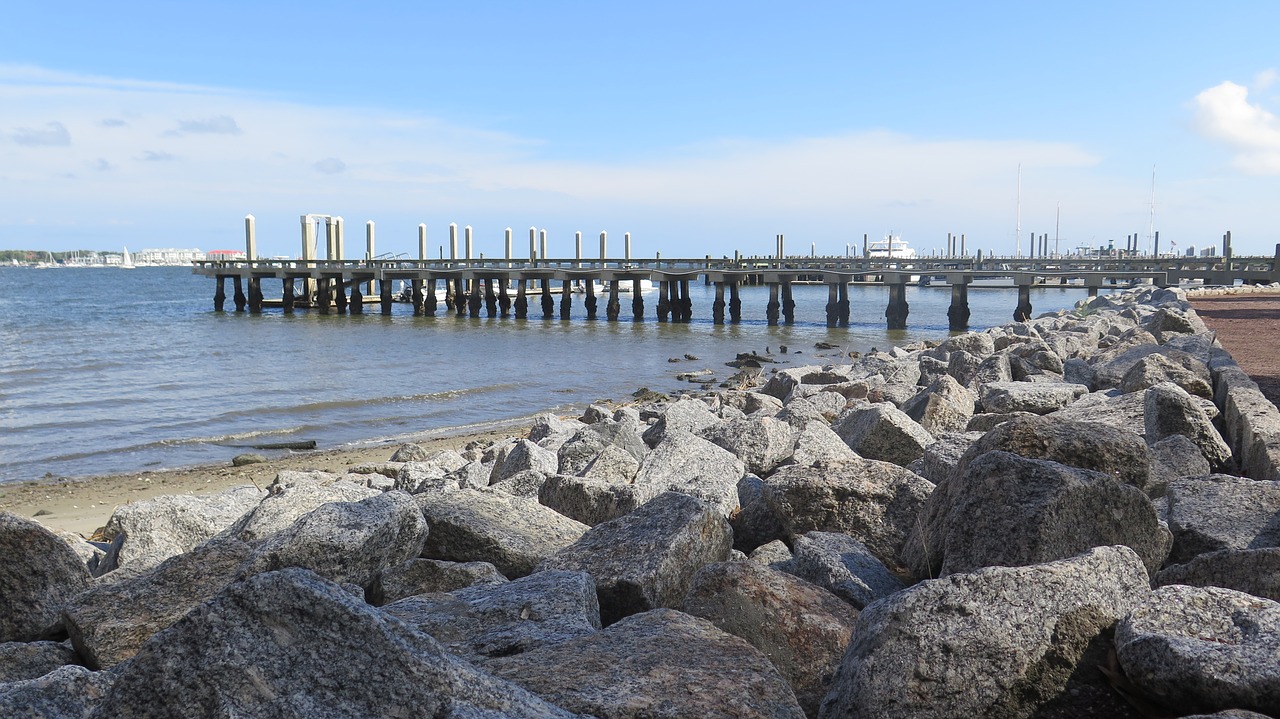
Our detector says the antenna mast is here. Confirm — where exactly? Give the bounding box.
[1016,163,1022,257]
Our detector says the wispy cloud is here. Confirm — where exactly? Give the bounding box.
[89,158,115,171]
[314,157,346,174]
[173,115,241,135]
[139,150,176,162]
[11,120,71,146]
[100,118,128,128]
[1192,80,1280,174]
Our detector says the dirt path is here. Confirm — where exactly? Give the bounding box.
[1189,294,1280,409]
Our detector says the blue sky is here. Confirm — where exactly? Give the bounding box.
[3,1,1279,258]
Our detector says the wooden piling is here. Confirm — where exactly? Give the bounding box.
[657,281,671,322]
[233,276,247,312]
[379,279,392,315]
[1014,284,1033,322]
[885,280,909,329]
[948,282,970,330]
[515,282,528,319]
[606,281,620,321]
[584,281,597,319]
[411,279,424,316]
[540,279,553,318]
[282,278,294,313]
[767,284,780,326]
[350,282,364,314]
[214,276,227,311]
[631,279,644,321]
[485,280,498,317]
[729,282,742,323]
[837,281,850,327]
[713,283,726,325]
[560,280,572,319]
[425,278,437,316]
[781,281,795,324]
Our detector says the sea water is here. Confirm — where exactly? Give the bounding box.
[0,266,1090,483]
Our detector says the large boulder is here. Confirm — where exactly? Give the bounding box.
[93,485,264,575]
[763,459,933,571]
[243,490,429,589]
[220,470,379,544]
[538,491,732,625]
[64,538,254,670]
[1116,585,1280,716]
[1165,475,1280,564]
[905,451,1169,580]
[485,608,806,719]
[1154,548,1280,603]
[1145,383,1234,471]
[787,421,860,467]
[417,489,588,579]
[493,439,559,485]
[977,381,1088,415]
[381,569,601,664]
[632,430,746,516]
[393,449,468,493]
[1120,352,1213,398]
[0,640,79,683]
[0,512,91,643]
[820,546,1151,719]
[537,474,645,526]
[899,375,976,436]
[683,560,860,718]
[369,557,508,606]
[698,416,795,475]
[641,397,721,446]
[783,532,904,609]
[89,568,581,718]
[830,403,934,466]
[0,665,113,719]
[557,422,647,477]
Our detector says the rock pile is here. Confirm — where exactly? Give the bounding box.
[4,285,1280,718]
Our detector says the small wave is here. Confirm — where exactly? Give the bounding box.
[209,384,522,422]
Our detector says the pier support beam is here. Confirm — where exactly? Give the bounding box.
[282,278,294,313]
[540,279,554,319]
[248,277,263,314]
[584,281,597,319]
[838,282,850,326]
[515,283,528,319]
[499,281,511,317]
[485,280,497,317]
[825,282,838,327]
[350,282,364,314]
[233,276,247,312]
[214,276,227,311]
[713,282,726,325]
[767,284,780,326]
[454,279,467,317]
[631,279,644,321]
[317,278,330,315]
[657,281,671,322]
[467,280,481,317]
[948,282,970,331]
[781,281,795,324]
[425,278,438,316]
[607,281,620,321]
[728,282,742,323]
[334,280,348,314]
[560,281,572,319]
[1014,284,1033,322]
[885,281,909,329]
[678,280,692,322]
[411,279,424,316]
[379,279,393,315]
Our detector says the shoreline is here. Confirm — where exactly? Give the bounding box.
[0,422,532,537]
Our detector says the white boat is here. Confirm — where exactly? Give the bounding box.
[867,235,917,260]
[120,246,136,269]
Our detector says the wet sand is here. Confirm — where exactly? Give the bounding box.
[0,425,525,538]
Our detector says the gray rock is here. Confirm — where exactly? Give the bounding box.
[763,459,933,571]
[1148,434,1211,497]
[1116,585,1280,716]
[220,471,379,544]
[0,641,79,683]
[94,485,264,575]
[0,665,112,719]
[350,460,402,479]
[64,539,254,669]
[445,459,493,490]
[633,430,746,516]
[830,403,934,466]
[538,491,732,625]
[529,412,586,446]
[1120,352,1214,398]
[911,431,982,483]
[783,531,904,609]
[963,410,1039,433]
[394,449,468,493]
[242,490,428,589]
[698,416,795,475]
[777,392,848,428]
[381,569,601,664]
[821,546,1151,719]
[1154,548,1280,602]
[940,331,996,358]
[946,348,983,386]
[485,608,806,719]
[1090,341,1186,390]
[231,452,267,466]
[1062,356,1095,386]
[965,413,1152,488]
[1145,383,1234,471]
[493,439,559,484]
[418,488,588,578]
[89,568,581,718]
[490,469,549,498]
[557,422,647,476]
[0,513,91,643]
[899,375,976,436]
[788,421,860,467]
[538,474,645,526]
[719,390,785,416]
[748,539,793,567]
[389,442,430,462]
[909,451,1169,580]
[969,351,1014,388]
[730,474,786,553]
[579,444,640,483]
[368,557,508,605]
[683,560,860,717]
[978,381,1088,414]
[641,397,721,447]
[1166,474,1280,563]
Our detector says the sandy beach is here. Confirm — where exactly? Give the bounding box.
[0,424,527,538]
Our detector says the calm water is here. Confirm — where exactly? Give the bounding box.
[0,266,1089,483]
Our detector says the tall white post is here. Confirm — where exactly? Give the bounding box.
[624,232,631,260]
[334,217,345,260]
[244,214,257,261]
[465,225,473,260]
[811,242,816,257]
[300,215,316,261]
[325,217,336,260]
[418,224,427,259]
[449,223,458,261]
[529,227,537,262]
[599,231,607,260]
[575,231,582,264]
[540,230,548,261]
[365,221,375,260]
[505,227,513,268]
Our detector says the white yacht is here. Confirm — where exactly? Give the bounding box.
[867,235,917,260]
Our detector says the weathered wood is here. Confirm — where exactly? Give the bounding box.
[728,281,742,323]
[425,278,437,316]
[678,280,692,322]
[657,280,671,322]
[233,276,247,312]
[282,278,294,313]
[317,278,330,315]
[350,282,364,314]
[498,280,511,317]
[379,279,393,315]
[248,277,263,314]
[467,280,481,317]
[540,279,553,318]
[411,279,424,316]
[560,280,571,319]
[334,279,348,314]
[455,278,467,317]
[767,283,780,326]
[484,280,497,317]
[781,281,795,324]
[606,280,620,321]
[631,279,644,321]
[214,276,227,311]
[712,282,725,325]
[584,280,597,319]
[515,282,528,319]
[825,282,838,327]
[838,281,850,326]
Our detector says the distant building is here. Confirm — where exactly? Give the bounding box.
[205,249,246,261]
[134,248,207,265]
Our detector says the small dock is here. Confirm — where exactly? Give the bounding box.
[194,217,1280,330]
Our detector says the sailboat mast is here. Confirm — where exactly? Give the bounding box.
[1015,164,1022,258]
[1147,164,1156,256]
[1055,202,1060,258]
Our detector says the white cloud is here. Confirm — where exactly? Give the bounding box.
[1255,69,1279,91]
[11,120,71,146]
[314,157,346,174]
[1192,80,1280,174]
[174,115,241,135]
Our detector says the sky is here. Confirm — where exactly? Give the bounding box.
[2,1,1279,259]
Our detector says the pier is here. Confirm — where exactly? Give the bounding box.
[194,216,1280,330]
